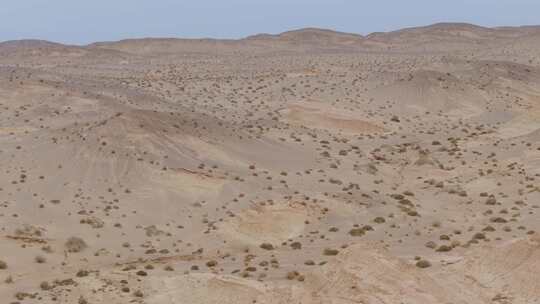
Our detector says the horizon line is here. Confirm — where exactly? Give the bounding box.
[1,21,540,46]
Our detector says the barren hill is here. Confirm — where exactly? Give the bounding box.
[1,23,540,304]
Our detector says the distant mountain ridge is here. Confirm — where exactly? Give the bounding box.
[2,22,540,56]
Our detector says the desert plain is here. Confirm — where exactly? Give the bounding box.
[1,23,540,303]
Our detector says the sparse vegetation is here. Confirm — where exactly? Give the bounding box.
[0,22,538,303]
[65,237,87,253]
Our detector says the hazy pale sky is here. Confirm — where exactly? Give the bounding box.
[1,0,539,45]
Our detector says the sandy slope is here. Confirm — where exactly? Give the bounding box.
[1,23,540,303]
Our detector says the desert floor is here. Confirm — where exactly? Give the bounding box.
[1,24,540,303]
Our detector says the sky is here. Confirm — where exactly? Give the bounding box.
[1,0,539,45]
